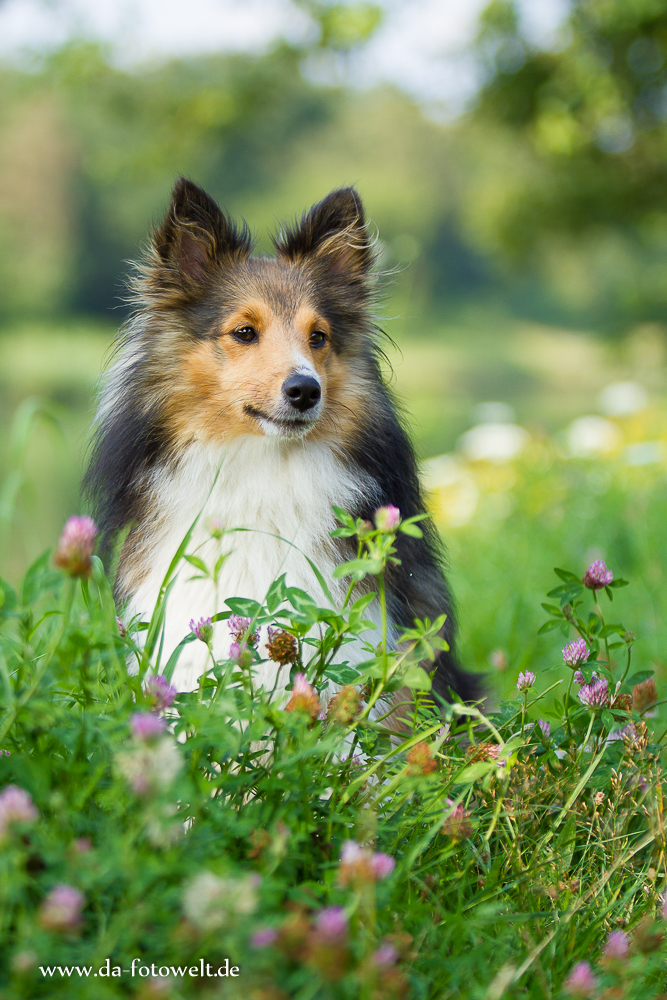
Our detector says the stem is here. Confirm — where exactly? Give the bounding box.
[577,713,596,765]
[593,591,611,669]
[619,646,633,685]
[520,692,527,738]
[199,643,217,702]
[341,539,364,611]
[563,671,575,740]
[376,570,389,684]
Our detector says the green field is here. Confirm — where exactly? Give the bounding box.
[2,310,666,718]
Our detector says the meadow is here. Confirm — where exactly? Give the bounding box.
[2,307,666,705]
[3,2,667,992]
[1,306,667,998]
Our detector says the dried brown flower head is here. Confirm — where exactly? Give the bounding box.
[267,627,299,665]
[633,678,658,714]
[406,742,438,776]
[326,686,362,726]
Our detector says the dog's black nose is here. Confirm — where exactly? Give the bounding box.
[282,374,321,412]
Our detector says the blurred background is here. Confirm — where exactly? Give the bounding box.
[1,0,667,699]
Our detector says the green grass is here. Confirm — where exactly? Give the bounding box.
[1,305,667,993]
[2,310,667,716]
[2,306,663,569]
[0,511,665,998]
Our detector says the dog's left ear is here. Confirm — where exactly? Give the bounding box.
[274,187,374,280]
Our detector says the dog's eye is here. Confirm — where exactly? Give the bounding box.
[232,325,258,344]
[309,331,327,348]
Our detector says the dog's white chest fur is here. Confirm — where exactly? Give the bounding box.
[127,435,380,693]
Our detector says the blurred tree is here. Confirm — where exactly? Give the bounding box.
[465,0,667,322]
[0,27,492,323]
[295,0,383,51]
[0,69,75,317]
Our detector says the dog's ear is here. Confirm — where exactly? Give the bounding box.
[274,187,374,280]
[146,178,251,298]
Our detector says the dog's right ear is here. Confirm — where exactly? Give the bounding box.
[144,178,252,300]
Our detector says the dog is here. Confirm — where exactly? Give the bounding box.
[84,178,479,709]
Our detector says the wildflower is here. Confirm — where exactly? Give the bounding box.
[266,626,298,664]
[338,840,370,879]
[285,673,320,722]
[488,649,508,671]
[516,671,535,691]
[574,668,597,686]
[603,930,629,960]
[247,828,272,860]
[583,559,613,590]
[633,677,658,714]
[467,742,504,764]
[0,785,38,838]
[11,951,38,974]
[563,638,589,668]
[144,675,177,713]
[314,907,347,941]
[662,892,667,920]
[338,841,395,886]
[72,838,92,853]
[374,505,400,531]
[54,515,98,578]
[116,616,127,638]
[130,712,166,742]
[441,799,473,841]
[251,927,277,948]
[326,685,362,726]
[39,885,84,931]
[207,517,224,538]
[183,872,260,932]
[357,519,374,539]
[374,943,398,968]
[230,641,252,669]
[437,724,451,742]
[117,736,182,796]
[228,614,259,646]
[578,677,609,711]
[607,722,637,742]
[537,719,551,739]
[190,616,213,643]
[406,741,438,776]
[371,852,396,879]
[248,820,290,862]
[305,907,350,979]
[564,961,596,997]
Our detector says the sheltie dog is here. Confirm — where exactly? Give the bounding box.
[84,178,478,708]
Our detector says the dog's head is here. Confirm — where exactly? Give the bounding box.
[136,178,378,447]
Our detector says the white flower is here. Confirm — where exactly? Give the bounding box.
[597,381,647,417]
[565,416,621,457]
[116,737,182,796]
[421,455,478,527]
[458,423,529,463]
[183,872,260,931]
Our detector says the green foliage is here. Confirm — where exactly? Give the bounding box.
[0,35,493,324]
[0,510,667,997]
[298,1,384,51]
[468,0,667,321]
